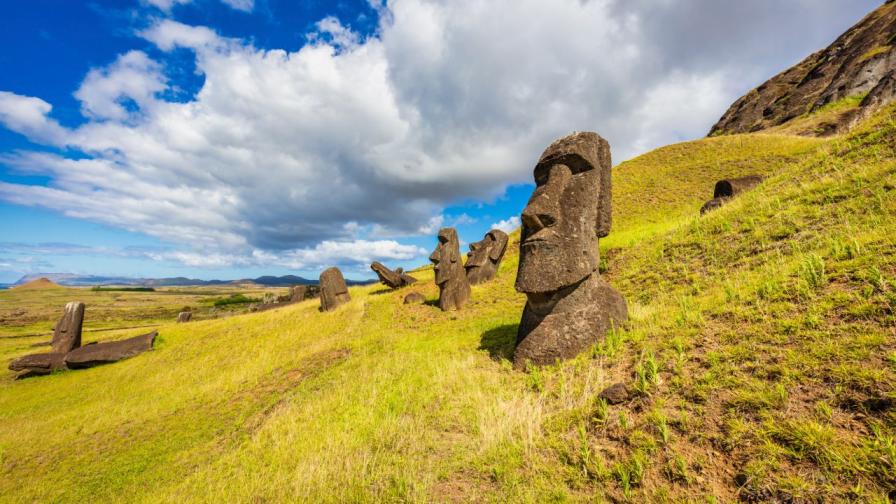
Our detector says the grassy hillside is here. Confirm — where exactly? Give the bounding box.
[1,105,894,502]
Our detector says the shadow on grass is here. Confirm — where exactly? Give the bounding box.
[479,324,518,362]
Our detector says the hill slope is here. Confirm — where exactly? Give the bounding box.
[9,277,63,290]
[710,1,896,137]
[0,107,894,501]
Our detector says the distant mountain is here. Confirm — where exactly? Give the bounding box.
[13,272,375,287]
[711,1,896,136]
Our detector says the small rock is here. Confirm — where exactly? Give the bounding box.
[598,382,630,405]
[403,292,425,304]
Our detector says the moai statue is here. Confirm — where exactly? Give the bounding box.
[176,311,192,323]
[429,228,471,311]
[290,285,308,302]
[514,132,628,369]
[464,229,509,285]
[370,262,418,289]
[52,301,85,353]
[319,267,351,312]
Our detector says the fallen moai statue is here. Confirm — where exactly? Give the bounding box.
[320,267,351,312]
[176,311,192,323]
[65,331,157,369]
[8,302,158,379]
[370,261,417,289]
[514,132,628,369]
[700,175,765,214]
[429,227,471,311]
[465,229,509,285]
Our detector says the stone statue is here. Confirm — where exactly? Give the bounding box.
[370,261,418,289]
[319,267,351,312]
[514,132,628,369]
[52,301,84,353]
[464,229,509,284]
[429,227,471,311]
[700,175,765,214]
[176,311,192,323]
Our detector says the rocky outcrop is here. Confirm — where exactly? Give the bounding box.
[710,2,896,136]
[65,331,157,369]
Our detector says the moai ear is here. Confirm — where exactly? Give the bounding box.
[596,162,612,238]
[488,237,506,261]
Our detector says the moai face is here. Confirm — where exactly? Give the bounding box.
[465,229,509,284]
[429,228,461,285]
[515,132,611,294]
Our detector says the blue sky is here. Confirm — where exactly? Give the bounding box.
[0,0,880,282]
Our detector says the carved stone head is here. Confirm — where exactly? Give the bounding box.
[465,229,509,284]
[515,131,611,294]
[319,267,351,312]
[429,228,462,285]
[429,227,471,311]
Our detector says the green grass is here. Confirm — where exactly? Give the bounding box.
[1,104,895,502]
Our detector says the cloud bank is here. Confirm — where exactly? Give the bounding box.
[0,0,878,269]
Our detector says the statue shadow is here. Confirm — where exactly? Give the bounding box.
[478,324,518,362]
[369,287,393,296]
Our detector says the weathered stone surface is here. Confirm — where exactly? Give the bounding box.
[8,352,66,379]
[51,301,84,354]
[429,228,471,311]
[710,2,896,137]
[319,267,351,312]
[290,285,308,302]
[176,311,192,323]
[403,292,425,304]
[64,331,157,369]
[598,382,631,405]
[371,261,418,289]
[700,175,764,214]
[465,229,509,285]
[700,197,729,215]
[514,132,628,369]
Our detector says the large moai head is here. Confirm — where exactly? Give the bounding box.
[515,131,612,294]
[429,227,471,311]
[319,267,351,312]
[465,229,509,285]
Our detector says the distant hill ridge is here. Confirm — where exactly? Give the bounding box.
[711,0,896,136]
[13,273,374,287]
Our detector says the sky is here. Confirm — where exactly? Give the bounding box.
[0,0,883,283]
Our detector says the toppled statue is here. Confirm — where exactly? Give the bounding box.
[319,267,351,312]
[370,261,418,289]
[65,331,157,369]
[514,132,628,369]
[429,227,471,311]
[52,301,85,353]
[8,302,157,378]
[700,175,765,214]
[464,229,509,285]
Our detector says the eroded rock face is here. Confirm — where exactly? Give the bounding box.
[65,331,157,369]
[319,267,351,312]
[514,132,628,369]
[465,229,509,285]
[429,228,471,311]
[51,302,84,354]
[371,261,418,289]
[176,311,192,323]
[8,352,66,379]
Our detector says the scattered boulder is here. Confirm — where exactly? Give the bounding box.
[700,175,764,214]
[371,261,418,289]
[65,331,157,369]
[403,292,426,304]
[51,301,85,354]
[465,229,509,285]
[176,311,192,323]
[319,267,351,312]
[429,228,471,311]
[514,132,628,369]
[598,382,631,405]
